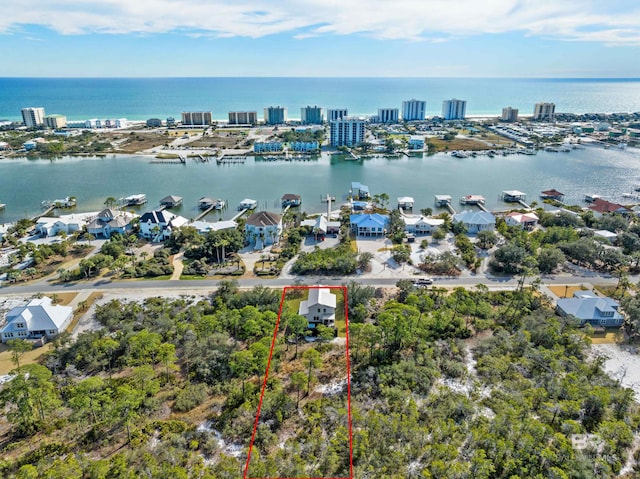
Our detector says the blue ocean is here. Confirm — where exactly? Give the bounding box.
[1,78,640,121]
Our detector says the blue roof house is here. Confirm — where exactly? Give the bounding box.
[350,213,389,236]
[556,291,624,328]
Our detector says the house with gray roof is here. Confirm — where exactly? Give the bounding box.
[299,288,337,330]
[452,210,496,234]
[245,211,283,249]
[1,297,73,343]
[556,291,624,328]
[86,208,137,238]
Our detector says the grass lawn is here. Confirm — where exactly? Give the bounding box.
[590,329,625,344]
[548,285,588,298]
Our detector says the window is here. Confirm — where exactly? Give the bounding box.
[323,308,327,313]
[313,316,320,321]
[49,330,57,335]
[5,332,14,338]
[16,323,25,329]
[599,319,607,326]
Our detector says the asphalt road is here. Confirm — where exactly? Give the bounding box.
[0,271,624,296]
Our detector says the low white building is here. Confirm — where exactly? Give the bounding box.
[402,216,445,235]
[505,212,539,229]
[191,220,238,235]
[299,288,337,330]
[1,297,73,343]
[35,213,93,237]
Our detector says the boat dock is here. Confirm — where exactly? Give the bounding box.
[435,195,456,214]
[32,205,55,221]
[501,190,530,209]
[231,208,249,221]
[196,154,210,163]
[150,157,186,165]
[217,155,246,164]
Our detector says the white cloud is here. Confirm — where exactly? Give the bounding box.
[1,0,640,45]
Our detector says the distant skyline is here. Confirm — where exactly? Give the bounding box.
[1,0,640,77]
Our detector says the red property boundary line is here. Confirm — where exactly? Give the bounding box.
[243,285,353,479]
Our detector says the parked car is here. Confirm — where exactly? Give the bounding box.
[411,277,433,286]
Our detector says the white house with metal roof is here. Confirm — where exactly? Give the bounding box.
[402,216,445,235]
[1,297,73,343]
[299,288,337,330]
[452,210,496,234]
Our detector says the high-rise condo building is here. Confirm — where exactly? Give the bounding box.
[44,114,67,129]
[327,109,348,122]
[533,102,556,121]
[330,117,365,147]
[441,99,467,120]
[301,105,324,125]
[228,111,258,125]
[264,106,288,125]
[377,108,399,124]
[181,111,213,126]
[501,107,519,122]
[402,99,426,121]
[21,107,45,128]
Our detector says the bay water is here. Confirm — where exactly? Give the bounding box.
[1,148,639,224]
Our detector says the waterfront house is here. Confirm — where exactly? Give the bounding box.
[408,136,425,150]
[289,141,319,153]
[505,212,539,230]
[402,216,445,235]
[190,220,238,235]
[35,213,90,237]
[281,194,302,208]
[254,141,283,153]
[245,211,283,249]
[588,198,630,218]
[301,216,340,239]
[350,213,389,236]
[159,195,183,208]
[1,297,73,343]
[299,288,337,330]
[86,208,137,238]
[351,182,371,200]
[556,292,623,328]
[139,210,189,242]
[452,211,496,234]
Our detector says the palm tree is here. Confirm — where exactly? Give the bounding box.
[104,196,117,209]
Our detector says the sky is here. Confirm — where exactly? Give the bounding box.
[1,0,640,77]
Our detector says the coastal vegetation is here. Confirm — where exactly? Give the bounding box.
[0,284,637,478]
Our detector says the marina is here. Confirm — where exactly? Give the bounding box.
[1,147,640,223]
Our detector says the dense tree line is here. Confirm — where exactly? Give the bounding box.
[0,282,638,478]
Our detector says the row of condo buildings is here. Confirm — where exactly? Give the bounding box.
[19,100,557,131]
[19,107,129,130]
[181,101,556,125]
